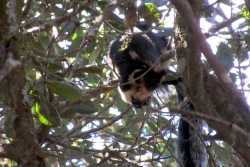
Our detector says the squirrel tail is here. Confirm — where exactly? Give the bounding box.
[174,81,207,167]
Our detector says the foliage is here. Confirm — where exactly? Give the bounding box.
[0,0,249,167]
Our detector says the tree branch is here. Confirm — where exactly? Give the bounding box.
[170,108,250,140]
[22,0,95,36]
[170,0,250,130]
[207,14,242,36]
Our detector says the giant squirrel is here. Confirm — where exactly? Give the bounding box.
[108,24,207,166]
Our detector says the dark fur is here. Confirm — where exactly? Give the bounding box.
[177,103,207,167]
[168,78,207,167]
[109,26,207,166]
[110,34,164,91]
[109,28,170,108]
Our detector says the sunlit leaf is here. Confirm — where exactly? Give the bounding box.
[138,3,162,24]
[36,94,61,127]
[72,32,77,40]
[34,102,53,126]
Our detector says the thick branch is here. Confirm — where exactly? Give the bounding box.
[170,0,250,129]
[0,1,46,166]
[170,108,250,140]
[208,14,243,34]
[0,57,21,81]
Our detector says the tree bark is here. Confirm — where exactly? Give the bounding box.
[0,1,46,166]
[171,0,250,165]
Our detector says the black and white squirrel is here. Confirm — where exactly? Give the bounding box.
[108,24,207,166]
[108,24,170,108]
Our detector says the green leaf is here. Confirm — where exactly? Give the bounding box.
[35,94,61,127]
[73,100,98,114]
[41,60,63,72]
[79,65,103,74]
[212,142,230,162]
[65,65,103,78]
[83,155,96,164]
[47,81,82,101]
[129,123,140,137]
[47,156,57,165]
[38,32,51,48]
[71,32,77,40]
[244,34,250,45]
[216,42,234,72]
[146,118,158,132]
[142,143,163,155]
[240,5,250,20]
[25,35,44,51]
[89,45,103,65]
[143,145,154,152]
[68,149,84,158]
[60,109,77,119]
[138,3,162,25]
[34,102,50,126]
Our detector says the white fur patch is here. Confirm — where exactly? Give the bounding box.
[118,87,133,103]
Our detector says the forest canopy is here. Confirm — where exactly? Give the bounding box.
[0,0,250,166]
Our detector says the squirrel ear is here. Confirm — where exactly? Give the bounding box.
[129,51,139,59]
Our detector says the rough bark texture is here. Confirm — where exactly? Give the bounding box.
[172,0,250,165]
[0,1,46,166]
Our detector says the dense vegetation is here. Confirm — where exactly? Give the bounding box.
[0,0,249,166]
